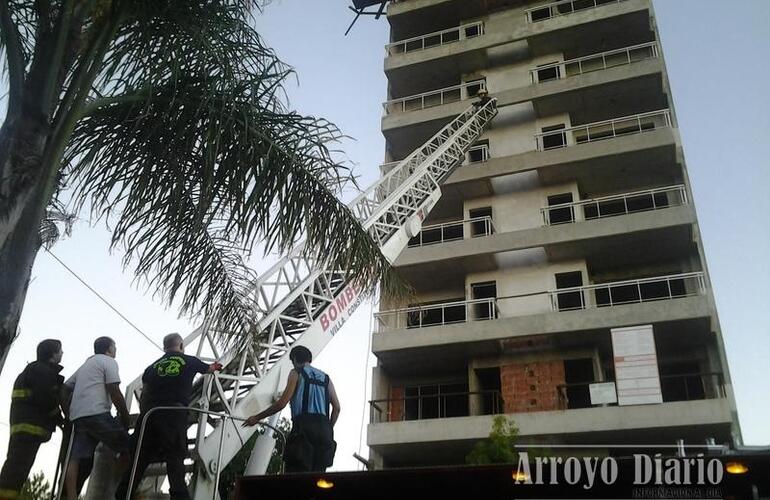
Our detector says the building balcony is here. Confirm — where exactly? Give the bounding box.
[407,215,495,248]
[386,20,485,57]
[539,184,687,226]
[370,372,724,424]
[384,0,652,94]
[535,109,672,151]
[444,126,679,197]
[374,272,706,333]
[383,79,486,115]
[529,41,659,83]
[525,0,629,24]
[383,57,665,153]
[368,397,733,467]
[394,203,695,276]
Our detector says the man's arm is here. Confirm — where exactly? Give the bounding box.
[106,383,130,429]
[328,379,341,427]
[242,370,298,427]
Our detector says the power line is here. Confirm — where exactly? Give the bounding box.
[44,248,163,351]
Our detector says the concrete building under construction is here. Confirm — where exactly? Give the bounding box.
[367,0,742,468]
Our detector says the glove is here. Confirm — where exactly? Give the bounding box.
[210,362,224,372]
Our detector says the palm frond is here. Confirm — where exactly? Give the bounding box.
[39,199,75,249]
[63,2,408,344]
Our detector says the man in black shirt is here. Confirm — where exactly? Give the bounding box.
[116,333,221,500]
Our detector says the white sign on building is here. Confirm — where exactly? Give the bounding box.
[611,324,663,406]
[589,382,618,405]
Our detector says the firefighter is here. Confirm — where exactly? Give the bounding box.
[0,339,65,499]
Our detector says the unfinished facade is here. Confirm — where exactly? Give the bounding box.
[368,0,741,468]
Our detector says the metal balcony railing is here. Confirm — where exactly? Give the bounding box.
[386,21,485,56]
[530,42,659,83]
[374,272,706,332]
[407,216,495,248]
[525,0,628,23]
[534,109,672,151]
[557,372,725,410]
[550,272,706,311]
[369,390,503,423]
[384,80,487,114]
[540,185,688,226]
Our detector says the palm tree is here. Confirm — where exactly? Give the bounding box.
[0,0,399,372]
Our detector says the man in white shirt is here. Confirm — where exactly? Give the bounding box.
[63,337,131,499]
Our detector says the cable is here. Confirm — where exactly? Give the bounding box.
[44,248,163,351]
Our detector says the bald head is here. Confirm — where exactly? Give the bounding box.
[163,333,184,352]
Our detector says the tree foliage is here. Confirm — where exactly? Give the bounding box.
[20,471,51,500]
[0,0,404,358]
[466,415,520,465]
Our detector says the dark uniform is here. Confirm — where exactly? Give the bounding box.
[116,352,209,500]
[285,365,336,473]
[0,361,64,499]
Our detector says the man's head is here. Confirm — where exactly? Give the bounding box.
[37,339,63,364]
[289,345,312,368]
[94,336,116,358]
[163,333,184,353]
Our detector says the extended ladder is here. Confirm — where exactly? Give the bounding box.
[95,98,497,499]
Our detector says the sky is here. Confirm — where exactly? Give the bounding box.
[0,0,768,491]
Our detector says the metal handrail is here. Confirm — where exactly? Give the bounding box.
[540,185,688,225]
[407,215,495,248]
[125,406,286,500]
[534,109,672,151]
[386,20,484,55]
[384,80,487,114]
[525,0,628,23]
[369,389,503,423]
[557,372,726,408]
[375,272,706,331]
[530,42,659,83]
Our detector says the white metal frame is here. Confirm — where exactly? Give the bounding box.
[386,21,485,56]
[525,0,628,23]
[375,272,706,332]
[529,42,660,83]
[540,185,688,225]
[383,80,487,115]
[534,109,672,151]
[110,99,498,500]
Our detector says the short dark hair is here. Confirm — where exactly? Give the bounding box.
[289,345,312,364]
[163,333,183,351]
[94,336,114,355]
[37,339,61,362]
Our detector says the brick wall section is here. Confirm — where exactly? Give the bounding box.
[500,360,566,413]
[389,386,404,422]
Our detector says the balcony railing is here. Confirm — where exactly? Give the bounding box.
[374,272,705,332]
[407,216,495,248]
[386,21,485,56]
[525,0,628,23]
[550,272,706,311]
[530,42,659,83]
[540,185,688,226]
[534,109,672,151]
[369,390,503,423]
[384,80,487,115]
[557,372,725,410]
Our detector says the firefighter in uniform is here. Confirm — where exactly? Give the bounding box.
[243,345,341,472]
[0,339,64,499]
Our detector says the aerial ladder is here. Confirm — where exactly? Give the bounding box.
[85,97,497,499]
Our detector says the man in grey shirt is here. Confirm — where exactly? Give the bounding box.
[63,336,130,499]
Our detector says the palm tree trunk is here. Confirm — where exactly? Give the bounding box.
[0,121,52,373]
